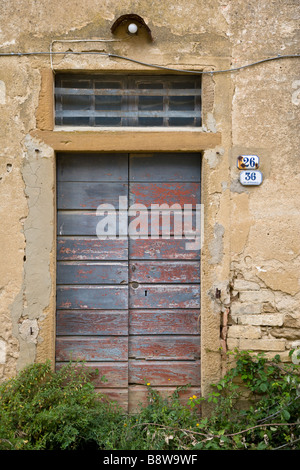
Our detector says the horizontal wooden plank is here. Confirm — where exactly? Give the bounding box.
[57,153,128,182]
[57,211,128,236]
[92,363,128,388]
[57,286,128,309]
[56,310,128,335]
[129,285,200,309]
[129,261,200,284]
[57,212,199,238]
[97,388,128,410]
[129,310,200,335]
[129,386,201,413]
[57,262,128,285]
[33,130,221,153]
[129,360,200,386]
[129,154,201,182]
[56,336,128,361]
[128,210,200,238]
[129,239,200,260]
[55,361,128,388]
[129,183,200,207]
[57,182,128,209]
[129,335,200,360]
[57,238,128,260]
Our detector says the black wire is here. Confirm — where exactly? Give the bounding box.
[0,50,299,75]
[108,53,300,75]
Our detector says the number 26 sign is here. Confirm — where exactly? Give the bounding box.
[237,155,259,170]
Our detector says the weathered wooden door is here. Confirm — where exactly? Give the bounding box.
[56,153,201,411]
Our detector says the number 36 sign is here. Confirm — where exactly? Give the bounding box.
[240,170,263,186]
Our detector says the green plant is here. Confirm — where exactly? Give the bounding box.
[0,361,123,450]
[0,351,299,450]
[186,350,300,450]
[119,350,299,451]
[116,383,202,450]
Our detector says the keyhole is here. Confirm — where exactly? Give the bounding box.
[145,290,148,296]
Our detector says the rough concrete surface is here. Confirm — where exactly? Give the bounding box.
[0,0,299,398]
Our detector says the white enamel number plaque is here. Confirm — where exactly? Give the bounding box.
[237,155,260,170]
[239,170,263,186]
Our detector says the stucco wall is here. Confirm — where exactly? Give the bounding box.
[0,0,299,397]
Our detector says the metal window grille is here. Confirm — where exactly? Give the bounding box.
[55,74,201,127]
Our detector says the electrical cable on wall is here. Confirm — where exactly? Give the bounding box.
[0,39,299,75]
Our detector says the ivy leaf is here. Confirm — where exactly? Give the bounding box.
[282,409,290,421]
[259,383,268,392]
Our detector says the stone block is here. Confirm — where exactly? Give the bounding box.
[231,302,262,315]
[227,338,239,351]
[233,279,260,291]
[237,314,284,326]
[239,290,274,303]
[271,328,300,340]
[0,340,6,364]
[284,314,300,328]
[240,338,286,351]
[228,325,261,339]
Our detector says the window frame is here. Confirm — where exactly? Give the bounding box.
[54,73,202,128]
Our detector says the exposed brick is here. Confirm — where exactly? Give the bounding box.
[237,314,284,326]
[240,338,286,351]
[233,279,260,291]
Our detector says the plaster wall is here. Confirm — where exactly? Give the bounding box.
[0,0,299,398]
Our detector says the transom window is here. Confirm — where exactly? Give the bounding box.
[55,74,201,127]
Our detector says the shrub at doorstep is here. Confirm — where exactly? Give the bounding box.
[0,350,299,450]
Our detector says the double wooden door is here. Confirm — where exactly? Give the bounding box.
[55,153,201,411]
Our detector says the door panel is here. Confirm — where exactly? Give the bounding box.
[57,238,128,261]
[57,286,128,309]
[57,262,128,285]
[56,152,201,411]
[129,284,200,309]
[130,261,200,283]
[56,153,129,408]
[129,153,201,181]
[57,211,128,236]
[56,311,128,335]
[127,153,201,412]
[129,310,199,335]
[129,336,200,360]
[129,182,200,206]
[129,360,200,386]
[57,153,128,181]
[56,337,128,361]
[129,238,200,259]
